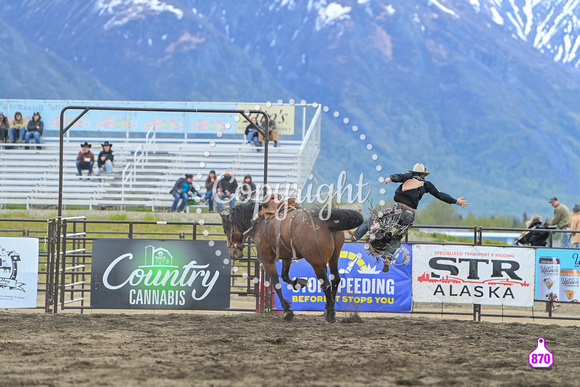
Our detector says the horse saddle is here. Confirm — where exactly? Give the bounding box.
[260,195,299,219]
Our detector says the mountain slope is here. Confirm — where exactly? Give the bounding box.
[1,0,580,218]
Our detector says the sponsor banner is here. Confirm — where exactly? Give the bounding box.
[236,103,295,135]
[0,237,39,308]
[535,248,580,303]
[91,239,230,310]
[273,243,412,313]
[413,245,535,306]
[1,100,238,133]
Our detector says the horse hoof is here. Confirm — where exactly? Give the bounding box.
[283,310,294,321]
[325,310,336,323]
[296,278,308,289]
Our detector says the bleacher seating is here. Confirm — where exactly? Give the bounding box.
[0,137,306,211]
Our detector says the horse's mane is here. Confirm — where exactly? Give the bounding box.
[228,202,257,232]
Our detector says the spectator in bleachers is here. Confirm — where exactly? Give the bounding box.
[217,169,238,212]
[258,115,278,147]
[239,174,256,202]
[0,112,9,143]
[76,142,95,176]
[170,173,201,213]
[8,112,27,143]
[25,112,43,150]
[245,117,259,147]
[97,141,115,176]
[203,170,217,212]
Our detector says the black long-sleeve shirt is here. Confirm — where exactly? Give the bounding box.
[390,172,456,210]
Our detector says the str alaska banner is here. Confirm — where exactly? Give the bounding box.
[273,242,412,313]
[0,237,39,308]
[91,239,230,310]
[412,245,535,306]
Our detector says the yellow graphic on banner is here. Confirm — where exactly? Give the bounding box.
[236,104,295,135]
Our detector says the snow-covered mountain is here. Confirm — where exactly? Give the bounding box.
[1,0,580,217]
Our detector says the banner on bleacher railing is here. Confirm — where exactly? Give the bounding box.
[0,100,239,134]
[91,239,230,310]
[412,245,535,306]
[273,243,412,313]
[0,237,39,308]
[236,103,295,135]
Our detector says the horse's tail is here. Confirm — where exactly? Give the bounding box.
[318,208,364,232]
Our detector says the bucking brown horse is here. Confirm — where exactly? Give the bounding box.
[221,201,363,323]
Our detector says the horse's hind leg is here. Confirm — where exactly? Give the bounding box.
[281,259,308,291]
[328,249,341,302]
[313,267,336,323]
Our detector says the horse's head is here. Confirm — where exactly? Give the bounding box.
[221,212,247,260]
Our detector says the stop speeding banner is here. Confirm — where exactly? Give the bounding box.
[412,245,535,306]
[273,242,412,313]
[91,239,230,310]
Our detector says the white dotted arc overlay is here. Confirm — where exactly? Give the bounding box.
[202,99,386,265]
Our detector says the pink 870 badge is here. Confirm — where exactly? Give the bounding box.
[529,337,554,369]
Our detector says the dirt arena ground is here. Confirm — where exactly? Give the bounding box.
[1,309,578,387]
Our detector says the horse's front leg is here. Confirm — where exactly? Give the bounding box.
[281,259,308,291]
[263,259,294,321]
[313,268,336,323]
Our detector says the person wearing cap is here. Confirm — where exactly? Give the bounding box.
[0,112,9,143]
[548,197,571,248]
[97,141,115,176]
[350,163,468,272]
[570,205,580,249]
[76,142,95,176]
[25,112,44,150]
[216,169,239,211]
[169,173,201,213]
[8,112,27,143]
[258,115,278,147]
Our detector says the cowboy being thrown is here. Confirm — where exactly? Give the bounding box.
[350,163,469,272]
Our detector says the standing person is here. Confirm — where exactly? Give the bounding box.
[169,173,200,213]
[25,112,43,150]
[97,141,115,176]
[0,112,9,143]
[203,170,217,212]
[239,174,256,202]
[244,117,259,147]
[217,169,238,212]
[8,111,27,143]
[570,205,580,249]
[350,163,468,272]
[548,197,571,248]
[76,142,95,176]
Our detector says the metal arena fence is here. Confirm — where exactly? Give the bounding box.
[1,217,579,321]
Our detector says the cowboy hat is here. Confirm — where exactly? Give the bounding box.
[408,163,430,176]
[101,141,112,147]
[80,142,91,148]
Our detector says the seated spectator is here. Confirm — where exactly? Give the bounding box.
[9,111,27,143]
[0,112,9,143]
[170,173,201,213]
[245,117,259,146]
[258,116,278,147]
[239,175,256,202]
[97,141,115,176]
[76,142,95,176]
[25,112,43,150]
[203,170,217,212]
[217,169,238,212]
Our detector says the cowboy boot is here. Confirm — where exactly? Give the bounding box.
[382,256,393,273]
